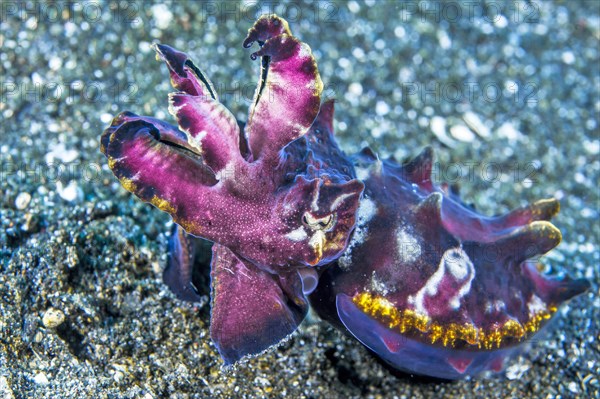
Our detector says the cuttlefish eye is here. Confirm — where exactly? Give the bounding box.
[302,212,335,231]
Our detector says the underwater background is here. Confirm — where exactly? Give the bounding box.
[1,0,598,398]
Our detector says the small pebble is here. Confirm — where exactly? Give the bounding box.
[15,193,31,210]
[430,116,458,148]
[21,213,39,233]
[66,247,79,269]
[505,361,530,380]
[56,181,80,202]
[42,308,65,329]
[463,111,491,138]
[33,372,49,386]
[568,381,579,393]
[44,143,79,164]
[450,124,476,142]
[34,331,44,343]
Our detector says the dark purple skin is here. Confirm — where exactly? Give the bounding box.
[101,14,590,375]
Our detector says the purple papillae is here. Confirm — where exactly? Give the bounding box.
[101,15,589,377]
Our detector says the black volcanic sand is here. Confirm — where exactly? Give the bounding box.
[1,1,598,398]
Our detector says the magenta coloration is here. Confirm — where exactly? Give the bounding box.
[100,15,589,376]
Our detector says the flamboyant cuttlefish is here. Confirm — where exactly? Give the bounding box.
[100,15,589,379]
